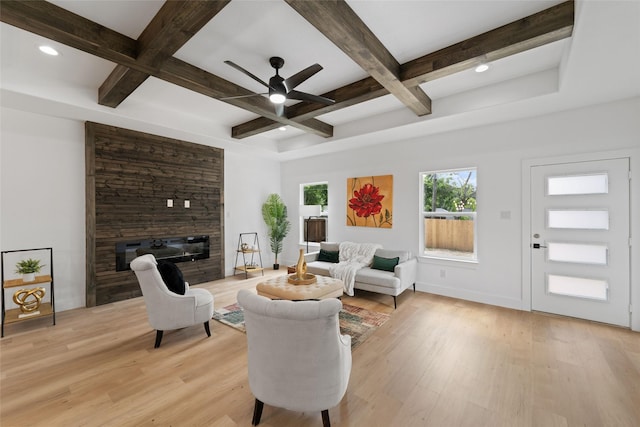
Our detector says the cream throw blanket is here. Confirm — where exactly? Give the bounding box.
[329,242,382,296]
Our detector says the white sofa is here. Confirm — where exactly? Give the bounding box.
[305,242,417,308]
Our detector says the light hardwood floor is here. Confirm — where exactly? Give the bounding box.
[1,270,639,427]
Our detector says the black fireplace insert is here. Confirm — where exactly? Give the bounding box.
[115,235,210,271]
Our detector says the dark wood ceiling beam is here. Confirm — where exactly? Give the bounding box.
[98,0,231,108]
[232,0,574,139]
[0,0,333,138]
[0,1,138,66]
[285,0,432,116]
[401,0,575,86]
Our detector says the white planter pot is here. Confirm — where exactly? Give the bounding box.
[22,272,36,282]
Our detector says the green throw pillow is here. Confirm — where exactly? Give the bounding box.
[317,249,340,263]
[371,255,399,272]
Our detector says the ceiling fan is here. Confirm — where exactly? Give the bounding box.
[224,56,335,117]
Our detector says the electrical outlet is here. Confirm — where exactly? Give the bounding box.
[167,199,173,208]
[184,200,190,208]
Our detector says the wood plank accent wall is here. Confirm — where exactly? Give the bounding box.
[85,122,224,306]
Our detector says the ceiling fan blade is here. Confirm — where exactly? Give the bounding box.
[274,103,285,117]
[288,90,335,105]
[284,64,322,90]
[224,60,271,89]
[219,93,267,100]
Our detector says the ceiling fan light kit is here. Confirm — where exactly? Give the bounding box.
[269,93,286,104]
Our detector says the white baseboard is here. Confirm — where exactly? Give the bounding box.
[416,282,524,311]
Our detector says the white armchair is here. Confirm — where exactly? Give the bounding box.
[237,289,351,427]
[130,254,214,348]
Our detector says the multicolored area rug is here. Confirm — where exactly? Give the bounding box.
[212,302,390,350]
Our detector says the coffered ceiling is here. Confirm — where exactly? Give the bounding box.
[1,1,639,160]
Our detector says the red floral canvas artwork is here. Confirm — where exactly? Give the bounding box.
[346,175,393,228]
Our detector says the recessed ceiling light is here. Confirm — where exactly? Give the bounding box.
[475,63,489,73]
[38,45,59,56]
[278,126,287,131]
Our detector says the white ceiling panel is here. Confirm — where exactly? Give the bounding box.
[1,0,638,158]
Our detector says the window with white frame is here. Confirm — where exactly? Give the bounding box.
[300,182,328,247]
[420,169,477,261]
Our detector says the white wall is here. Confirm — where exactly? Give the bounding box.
[1,107,282,312]
[1,108,86,311]
[3,97,639,331]
[280,97,640,329]
[224,151,280,274]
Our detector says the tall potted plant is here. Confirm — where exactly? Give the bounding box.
[261,193,291,270]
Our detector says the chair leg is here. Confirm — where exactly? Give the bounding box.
[393,295,397,309]
[413,283,416,292]
[252,399,264,426]
[154,330,163,348]
[321,409,331,427]
[204,320,211,337]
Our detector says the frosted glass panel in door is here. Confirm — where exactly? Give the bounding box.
[547,210,609,230]
[548,274,608,301]
[547,242,608,265]
[547,173,608,195]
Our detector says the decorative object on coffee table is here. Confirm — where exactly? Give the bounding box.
[287,248,317,285]
[261,193,291,269]
[296,248,307,277]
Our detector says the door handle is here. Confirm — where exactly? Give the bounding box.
[532,243,547,249]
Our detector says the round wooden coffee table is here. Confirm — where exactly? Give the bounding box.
[256,275,343,300]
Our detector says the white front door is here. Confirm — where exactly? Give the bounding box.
[530,158,630,327]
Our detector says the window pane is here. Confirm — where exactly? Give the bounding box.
[547,210,609,230]
[422,168,477,261]
[547,242,608,265]
[547,173,608,195]
[303,183,328,212]
[424,215,475,260]
[547,274,608,301]
[423,170,476,213]
[301,182,329,244]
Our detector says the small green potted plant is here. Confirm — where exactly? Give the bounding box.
[15,258,45,282]
[261,193,291,270]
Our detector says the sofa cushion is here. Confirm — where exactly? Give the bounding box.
[371,255,399,272]
[317,249,340,263]
[375,248,410,264]
[320,242,340,252]
[355,268,401,289]
[307,261,333,276]
[157,260,186,295]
